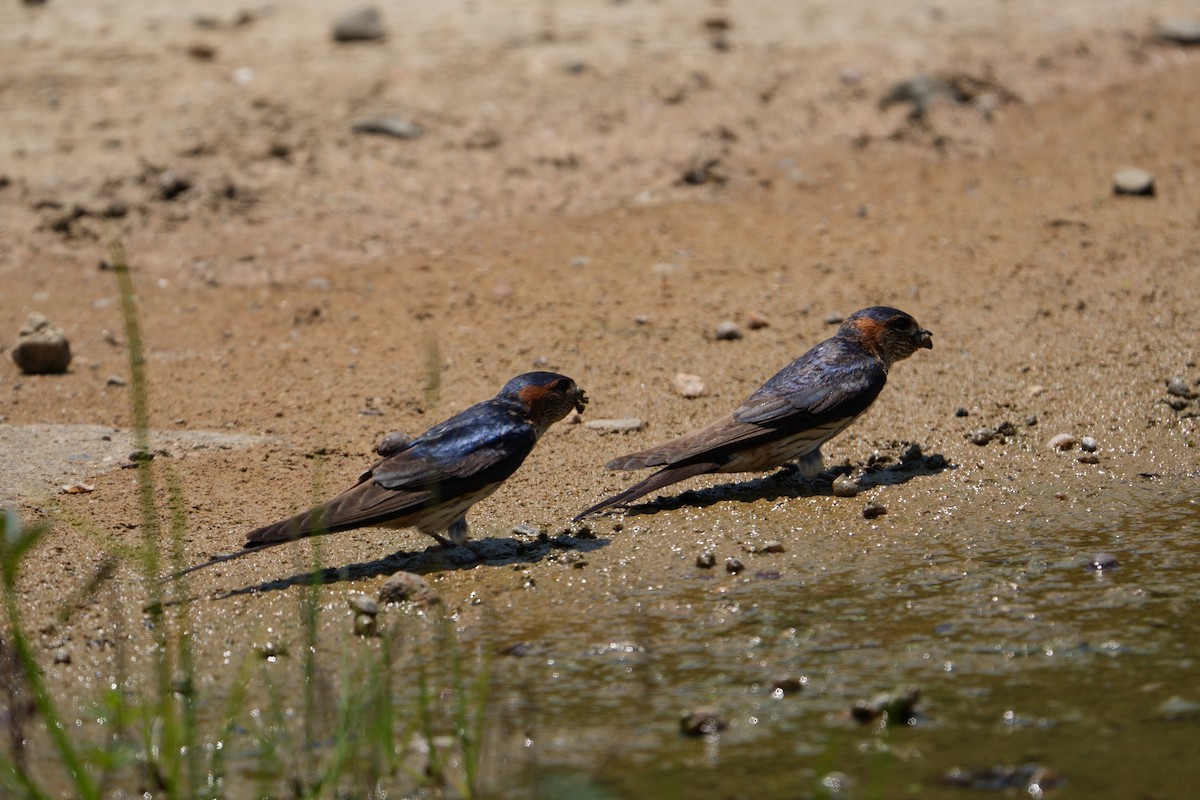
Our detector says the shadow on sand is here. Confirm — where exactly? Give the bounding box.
[207,529,610,598]
[602,445,953,519]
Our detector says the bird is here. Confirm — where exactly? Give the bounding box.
[573,306,932,520]
[171,372,588,579]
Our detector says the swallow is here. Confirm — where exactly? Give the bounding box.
[574,307,931,520]
[172,372,587,579]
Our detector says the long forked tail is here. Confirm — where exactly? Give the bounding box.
[161,504,337,582]
[572,462,715,521]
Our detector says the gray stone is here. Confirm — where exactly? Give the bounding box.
[348,593,379,617]
[11,312,71,374]
[333,6,386,42]
[1158,19,1200,45]
[352,115,424,140]
[379,570,438,604]
[714,320,742,340]
[1113,167,1155,197]
[584,418,644,434]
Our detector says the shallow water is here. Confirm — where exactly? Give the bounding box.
[471,487,1200,798]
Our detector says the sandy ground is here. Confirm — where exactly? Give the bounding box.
[2,0,1200,762]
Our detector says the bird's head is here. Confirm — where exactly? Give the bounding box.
[842,307,933,366]
[503,372,589,432]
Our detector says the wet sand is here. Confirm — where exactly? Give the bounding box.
[2,1,1200,795]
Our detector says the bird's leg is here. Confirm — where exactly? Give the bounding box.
[447,516,470,546]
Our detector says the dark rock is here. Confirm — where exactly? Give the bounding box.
[333,6,386,42]
[771,676,805,696]
[379,570,438,604]
[832,474,858,497]
[1089,552,1119,570]
[724,557,744,575]
[680,707,727,736]
[954,407,969,417]
[851,686,920,724]
[353,613,377,637]
[696,551,716,568]
[11,313,72,374]
[155,171,192,201]
[743,540,784,554]
[862,502,887,520]
[940,764,1063,792]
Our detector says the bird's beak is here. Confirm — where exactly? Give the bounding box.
[573,388,589,414]
[917,328,933,349]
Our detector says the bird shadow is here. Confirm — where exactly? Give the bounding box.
[204,529,611,600]
[608,444,953,519]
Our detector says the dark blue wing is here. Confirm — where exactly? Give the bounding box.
[732,338,886,428]
[369,401,538,491]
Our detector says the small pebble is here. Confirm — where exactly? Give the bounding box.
[1158,19,1200,45]
[353,613,377,637]
[1080,436,1097,452]
[725,557,745,575]
[680,707,727,736]
[512,522,541,537]
[831,474,858,497]
[53,647,71,665]
[352,115,424,140]
[348,594,378,617]
[714,320,743,340]
[584,418,645,434]
[1156,695,1200,720]
[863,502,887,520]
[1166,375,1192,398]
[1089,552,1120,570]
[1077,454,1100,464]
[1025,415,1038,426]
[743,540,784,554]
[746,310,771,329]
[1113,167,1155,197]
[673,372,705,398]
[696,552,716,568]
[106,375,126,387]
[1166,396,1190,411]
[823,312,843,325]
[375,430,412,456]
[1048,433,1078,451]
[258,641,286,659]
[10,312,72,374]
[333,5,386,42]
[379,570,438,604]
[954,407,969,417]
[969,428,994,446]
[771,677,805,697]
